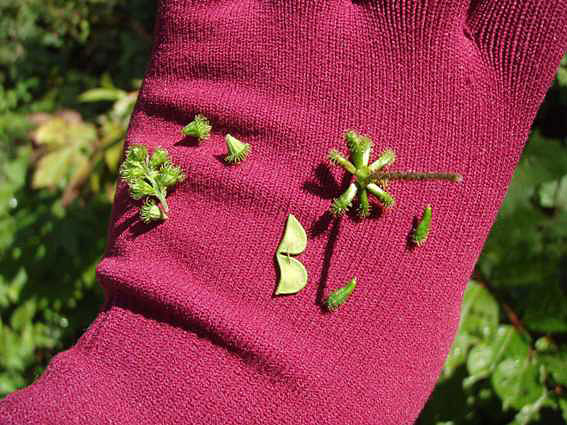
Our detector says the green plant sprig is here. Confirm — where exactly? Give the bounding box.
[119,144,185,223]
[328,130,462,218]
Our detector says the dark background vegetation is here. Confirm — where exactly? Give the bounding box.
[0,2,566,424]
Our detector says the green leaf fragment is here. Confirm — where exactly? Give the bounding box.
[275,214,308,295]
[458,281,499,340]
[224,134,251,164]
[325,277,357,311]
[181,114,211,142]
[413,204,432,246]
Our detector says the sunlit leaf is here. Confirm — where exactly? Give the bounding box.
[492,356,543,410]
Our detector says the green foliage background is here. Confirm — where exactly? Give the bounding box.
[0,2,566,424]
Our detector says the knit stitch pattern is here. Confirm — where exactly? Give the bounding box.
[1,1,566,424]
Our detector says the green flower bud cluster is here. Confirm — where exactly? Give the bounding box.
[119,145,185,223]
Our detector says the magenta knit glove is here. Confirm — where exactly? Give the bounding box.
[2,1,566,424]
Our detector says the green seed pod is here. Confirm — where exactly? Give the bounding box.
[224,134,251,164]
[413,204,432,246]
[140,199,166,223]
[330,183,358,216]
[325,277,357,311]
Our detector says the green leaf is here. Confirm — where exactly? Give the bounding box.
[464,326,529,388]
[276,214,307,255]
[78,88,127,103]
[536,175,567,210]
[521,282,567,333]
[10,299,37,331]
[458,281,499,340]
[539,345,567,386]
[443,333,476,379]
[275,254,308,295]
[559,398,567,422]
[492,356,544,410]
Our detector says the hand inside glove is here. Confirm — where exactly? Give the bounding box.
[1,1,566,424]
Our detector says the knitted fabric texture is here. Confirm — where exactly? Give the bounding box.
[2,1,567,424]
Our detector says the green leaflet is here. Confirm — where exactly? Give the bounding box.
[275,214,308,295]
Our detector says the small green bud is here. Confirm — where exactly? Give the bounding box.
[130,180,155,199]
[325,277,357,311]
[224,134,251,164]
[127,145,148,162]
[140,199,166,223]
[182,114,212,142]
[157,163,185,187]
[366,183,395,208]
[150,148,170,168]
[330,183,358,216]
[344,130,372,154]
[412,204,432,246]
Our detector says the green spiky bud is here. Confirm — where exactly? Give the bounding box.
[368,149,396,173]
[150,148,170,168]
[224,134,251,164]
[412,204,432,246]
[344,130,372,153]
[357,188,371,218]
[157,162,185,187]
[330,183,358,216]
[366,183,395,208]
[130,180,155,200]
[328,149,357,174]
[140,199,166,223]
[182,114,212,142]
[126,144,148,162]
[345,130,372,168]
[325,277,357,311]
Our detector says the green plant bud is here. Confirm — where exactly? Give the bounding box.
[224,134,251,164]
[330,183,358,216]
[157,163,185,187]
[325,277,357,311]
[182,114,212,142]
[366,183,395,208]
[140,199,166,223]
[412,204,432,246]
[368,149,396,173]
[130,180,155,199]
[127,144,148,162]
[150,148,170,168]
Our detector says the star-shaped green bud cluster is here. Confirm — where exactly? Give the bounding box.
[119,144,185,223]
[328,130,462,218]
[328,131,396,217]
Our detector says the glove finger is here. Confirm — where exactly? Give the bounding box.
[465,0,567,104]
